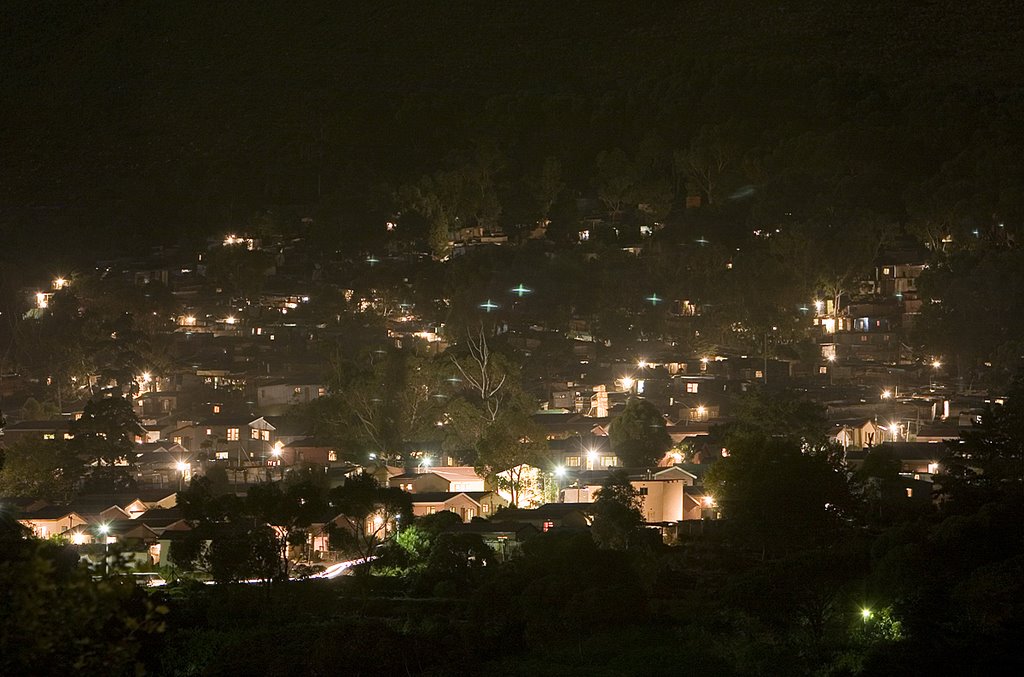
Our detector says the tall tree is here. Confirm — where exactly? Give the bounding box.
[609,397,671,467]
[591,469,645,550]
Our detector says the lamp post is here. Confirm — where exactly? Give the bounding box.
[175,460,189,491]
[827,354,836,387]
[97,523,110,576]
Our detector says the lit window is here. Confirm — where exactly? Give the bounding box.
[294,387,302,395]
[172,436,182,446]
[328,450,337,462]
[63,433,73,440]
[43,433,55,440]
[600,456,616,467]
[215,451,228,460]
[686,382,699,393]
[227,428,239,441]
[251,428,260,439]
[261,430,270,441]
[905,488,913,498]
[819,366,828,375]
[482,504,490,514]
[861,335,868,342]
[428,507,436,514]
[206,428,213,436]
[755,370,763,379]
[213,404,221,414]
[565,456,581,467]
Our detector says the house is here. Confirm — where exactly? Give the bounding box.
[132,391,179,419]
[845,442,948,475]
[559,466,708,523]
[282,437,341,465]
[256,380,325,413]
[494,503,593,531]
[443,521,538,561]
[1,419,73,444]
[389,467,487,494]
[17,506,88,538]
[410,491,509,522]
[832,419,885,450]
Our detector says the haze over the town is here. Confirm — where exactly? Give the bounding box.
[1,2,1022,675]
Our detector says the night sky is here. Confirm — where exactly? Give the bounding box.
[3,1,1022,262]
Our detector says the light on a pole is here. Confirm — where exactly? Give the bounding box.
[620,376,635,391]
[175,460,189,473]
[931,360,942,369]
[881,389,892,399]
[861,608,872,621]
[271,442,283,458]
[554,466,566,478]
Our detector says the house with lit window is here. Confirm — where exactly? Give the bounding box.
[0,419,73,444]
[410,491,508,522]
[558,466,709,524]
[388,467,487,494]
[255,379,326,414]
[17,506,88,539]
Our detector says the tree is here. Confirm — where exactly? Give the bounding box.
[327,473,412,562]
[590,469,644,550]
[609,397,671,467]
[0,438,81,501]
[674,125,738,206]
[246,480,326,575]
[0,511,167,675]
[704,435,854,559]
[69,396,144,467]
[532,156,565,222]
[596,148,639,221]
[941,374,1024,508]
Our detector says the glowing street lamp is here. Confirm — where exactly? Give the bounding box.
[586,449,598,470]
[881,389,892,400]
[554,466,566,478]
[620,376,635,392]
[637,358,649,369]
[861,608,872,622]
[420,456,432,468]
[53,276,67,290]
[224,315,236,325]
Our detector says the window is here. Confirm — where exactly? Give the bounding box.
[428,507,436,514]
[215,451,228,460]
[172,436,182,446]
[686,382,699,393]
[755,370,763,379]
[600,456,616,468]
[482,504,490,514]
[328,450,337,462]
[905,488,913,498]
[227,428,239,441]
[860,335,869,342]
[251,428,260,439]
[261,430,270,441]
[819,366,828,375]
[43,433,55,440]
[294,387,302,396]
[542,520,554,532]
[565,456,581,467]
[212,404,221,414]
[63,433,73,440]
[206,428,213,437]
[637,487,649,496]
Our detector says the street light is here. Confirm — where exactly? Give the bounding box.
[97,523,111,576]
[826,354,836,386]
[175,460,189,490]
[881,389,892,399]
[586,449,598,471]
[620,376,635,392]
[861,608,872,622]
